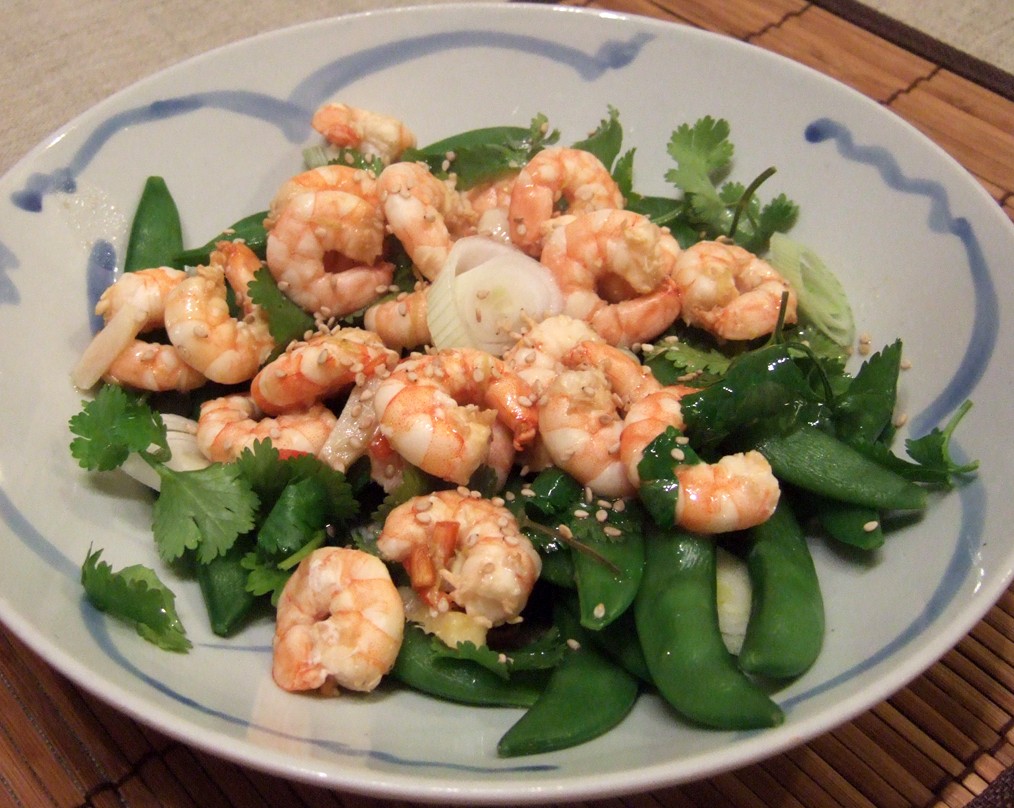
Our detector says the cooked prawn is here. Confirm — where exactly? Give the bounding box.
[272,546,404,693]
[672,452,780,533]
[539,209,682,347]
[103,340,206,392]
[163,241,274,385]
[75,266,207,392]
[465,174,517,244]
[537,367,634,498]
[372,348,538,486]
[311,102,416,164]
[535,339,665,496]
[508,148,624,256]
[363,287,431,352]
[264,164,380,230]
[196,394,337,463]
[501,313,603,392]
[618,385,695,485]
[672,239,798,341]
[93,266,187,329]
[561,340,662,406]
[265,189,392,317]
[376,489,541,630]
[250,326,397,414]
[378,161,474,281]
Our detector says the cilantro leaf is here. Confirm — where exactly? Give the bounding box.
[247,266,314,350]
[665,116,733,232]
[571,105,623,171]
[152,463,259,564]
[69,385,169,471]
[904,400,979,484]
[81,548,190,652]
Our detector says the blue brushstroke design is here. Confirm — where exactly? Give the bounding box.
[87,241,118,332]
[804,119,998,435]
[8,29,652,217]
[80,598,554,774]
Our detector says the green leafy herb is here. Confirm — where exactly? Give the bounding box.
[247,266,315,350]
[152,463,259,564]
[81,548,190,652]
[571,105,624,171]
[172,210,270,268]
[903,400,979,484]
[69,384,169,471]
[402,113,560,189]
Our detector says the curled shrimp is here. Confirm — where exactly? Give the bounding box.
[378,162,474,281]
[104,341,206,392]
[673,452,780,533]
[618,385,695,485]
[164,242,274,385]
[372,348,538,486]
[265,164,380,230]
[377,489,541,630]
[465,174,517,244]
[508,147,624,256]
[311,102,416,164]
[273,546,404,693]
[266,189,392,318]
[250,326,397,414]
[538,368,634,498]
[537,340,663,497]
[196,394,337,463]
[672,239,798,341]
[77,267,207,392]
[502,313,603,393]
[539,209,682,347]
[363,286,431,352]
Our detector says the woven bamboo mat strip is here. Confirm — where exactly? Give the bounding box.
[2,2,1013,807]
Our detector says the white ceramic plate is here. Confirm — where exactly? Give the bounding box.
[1,3,1012,803]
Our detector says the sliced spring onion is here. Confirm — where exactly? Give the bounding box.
[769,232,855,347]
[426,236,564,356]
[716,546,752,656]
[120,415,209,491]
[70,304,148,390]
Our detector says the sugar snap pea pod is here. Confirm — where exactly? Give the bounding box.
[813,495,884,550]
[124,176,184,272]
[566,597,652,683]
[573,527,643,630]
[754,424,927,511]
[196,545,258,637]
[738,500,824,678]
[635,526,783,729]
[173,210,269,268]
[497,606,639,757]
[391,624,543,708]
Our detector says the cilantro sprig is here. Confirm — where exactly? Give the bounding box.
[81,548,191,652]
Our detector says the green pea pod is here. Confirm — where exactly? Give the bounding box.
[197,545,258,637]
[738,500,824,678]
[391,624,543,708]
[635,526,783,730]
[173,210,269,268]
[573,528,643,630]
[497,607,638,757]
[755,424,927,511]
[123,176,184,272]
[813,496,884,550]
[568,599,652,683]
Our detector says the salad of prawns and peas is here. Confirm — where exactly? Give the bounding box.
[68,104,976,756]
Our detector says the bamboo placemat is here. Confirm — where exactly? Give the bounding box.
[2,1,1013,806]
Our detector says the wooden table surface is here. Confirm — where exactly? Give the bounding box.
[2,1,1013,806]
